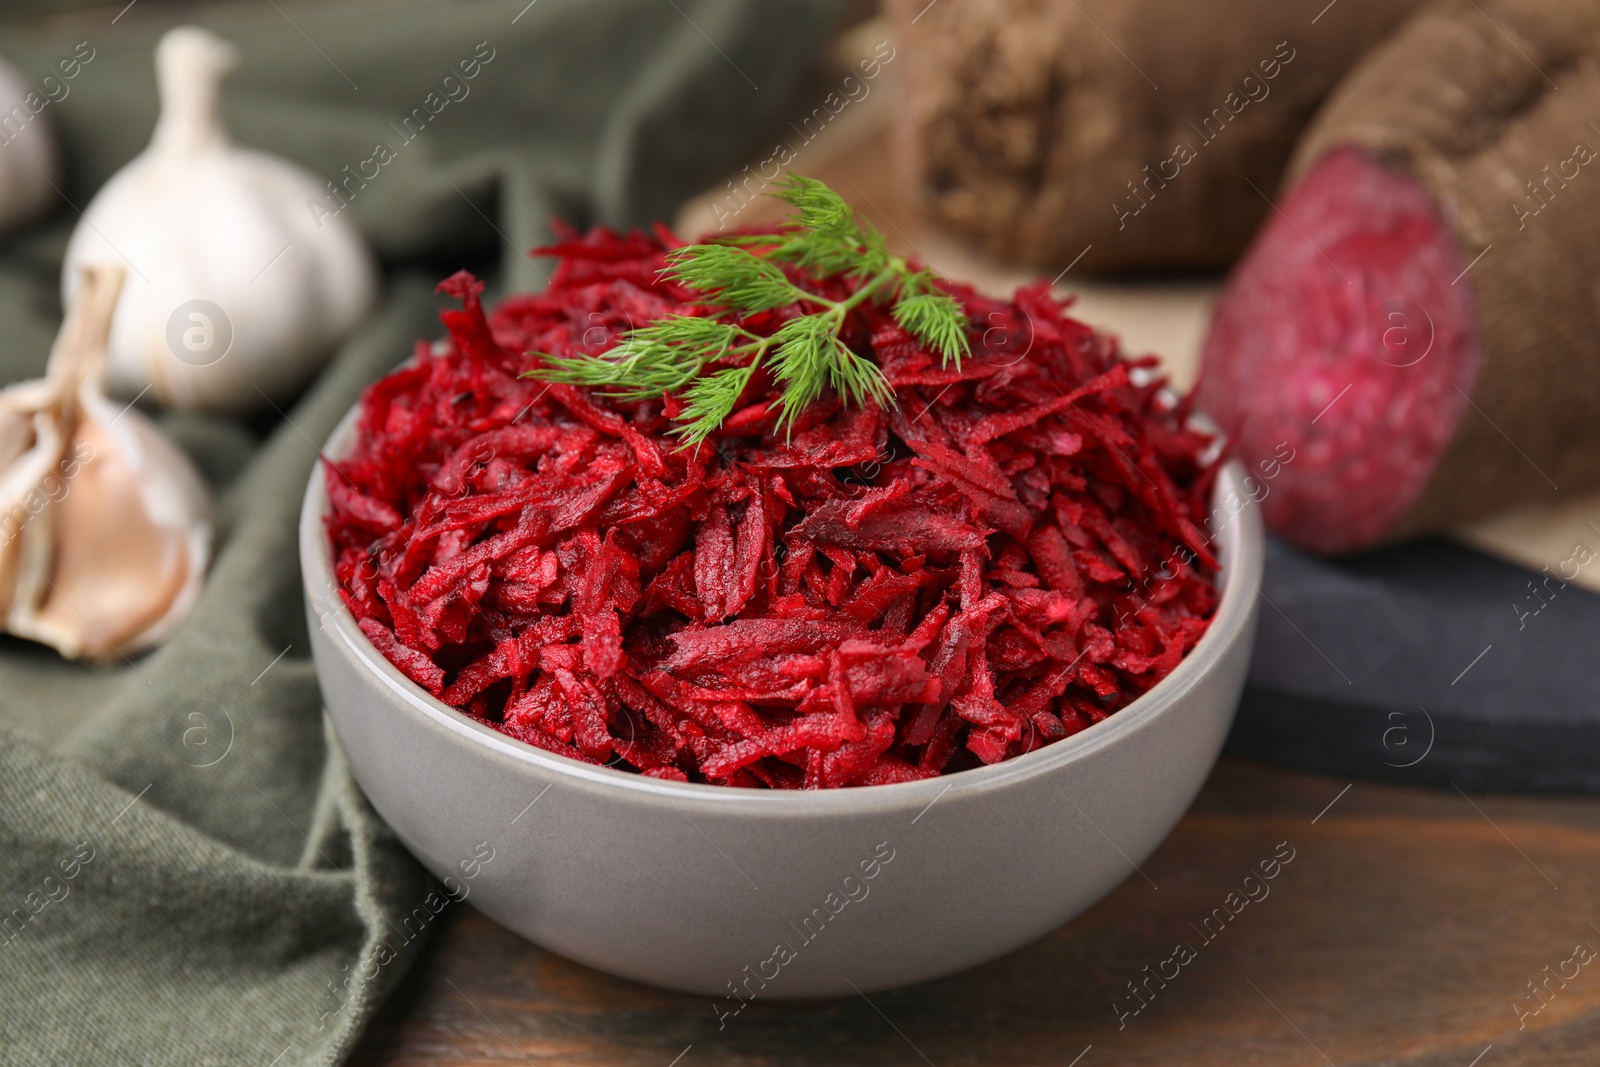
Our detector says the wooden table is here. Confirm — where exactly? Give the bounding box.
[352,759,1600,1065]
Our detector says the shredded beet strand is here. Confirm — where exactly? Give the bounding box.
[326,223,1220,788]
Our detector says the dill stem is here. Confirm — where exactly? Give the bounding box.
[800,261,903,321]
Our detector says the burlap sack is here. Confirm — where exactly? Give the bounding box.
[884,0,1428,273]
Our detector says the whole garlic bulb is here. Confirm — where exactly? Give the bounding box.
[61,26,377,414]
[0,264,211,661]
[0,52,59,236]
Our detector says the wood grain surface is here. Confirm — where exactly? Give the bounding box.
[351,760,1600,1066]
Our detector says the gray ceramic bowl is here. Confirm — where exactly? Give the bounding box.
[301,404,1262,998]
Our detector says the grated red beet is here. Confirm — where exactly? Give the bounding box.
[1198,147,1481,554]
[325,222,1222,788]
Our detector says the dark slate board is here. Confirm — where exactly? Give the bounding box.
[1223,535,1600,793]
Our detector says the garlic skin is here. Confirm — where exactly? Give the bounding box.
[0,52,58,236]
[0,265,211,661]
[61,26,377,414]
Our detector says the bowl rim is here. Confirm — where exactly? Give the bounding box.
[301,400,1263,815]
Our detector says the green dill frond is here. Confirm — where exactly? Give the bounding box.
[672,363,756,447]
[528,316,744,400]
[531,352,684,401]
[769,313,834,433]
[524,174,982,446]
[764,174,891,279]
[830,347,895,412]
[662,246,802,313]
[632,314,745,353]
[892,290,970,367]
[896,270,933,299]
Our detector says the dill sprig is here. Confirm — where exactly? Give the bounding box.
[525,174,970,447]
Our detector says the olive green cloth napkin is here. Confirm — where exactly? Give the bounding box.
[0,2,833,1063]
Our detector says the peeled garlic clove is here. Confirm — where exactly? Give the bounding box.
[0,265,211,661]
[0,52,59,236]
[61,26,377,414]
